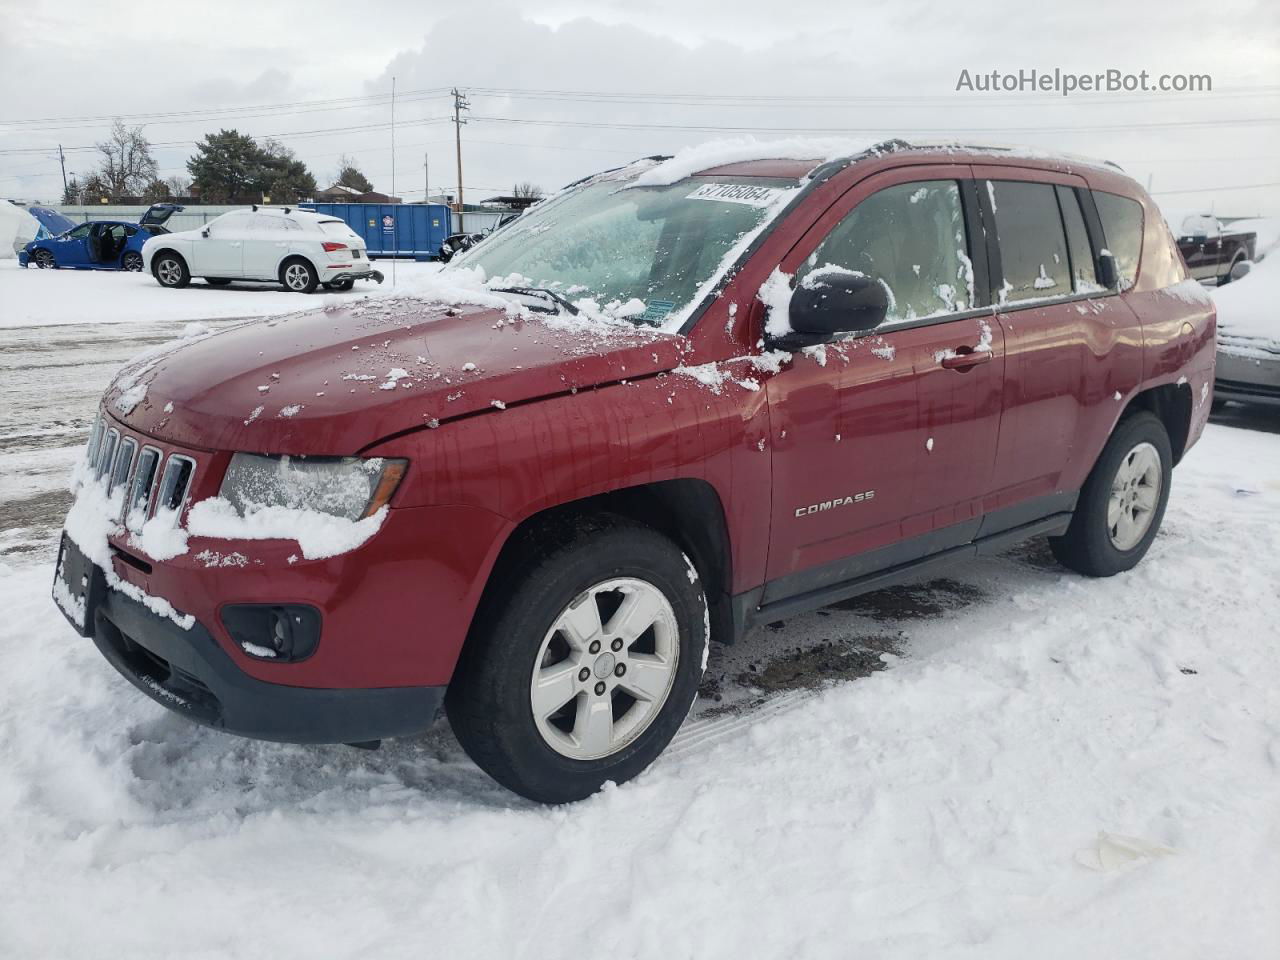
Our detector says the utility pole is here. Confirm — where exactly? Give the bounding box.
[58,144,68,197]
[424,152,429,203]
[451,87,469,233]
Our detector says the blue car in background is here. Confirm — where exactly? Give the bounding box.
[20,203,183,271]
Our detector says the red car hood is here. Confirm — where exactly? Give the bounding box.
[108,300,688,454]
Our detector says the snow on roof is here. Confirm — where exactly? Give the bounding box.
[627,137,1123,189]
[630,137,884,187]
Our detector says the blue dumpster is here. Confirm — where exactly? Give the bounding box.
[298,203,451,260]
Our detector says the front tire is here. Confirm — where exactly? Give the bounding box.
[1050,411,1172,577]
[206,277,232,286]
[34,249,57,269]
[280,258,318,293]
[153,252,190,288]
[446,518,707,804]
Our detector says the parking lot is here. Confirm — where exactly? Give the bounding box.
[2,287,1279,956]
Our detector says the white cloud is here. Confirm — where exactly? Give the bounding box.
[1,0,1277,214]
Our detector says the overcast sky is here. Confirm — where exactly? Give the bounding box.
[2,0,1277,218]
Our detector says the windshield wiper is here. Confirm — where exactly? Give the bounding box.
[488,286,580,316]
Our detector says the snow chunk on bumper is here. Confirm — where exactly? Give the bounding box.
[187,498,388,561]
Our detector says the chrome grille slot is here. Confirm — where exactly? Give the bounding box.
[85,414,104,468]
[96,429,119,480]
[157,454,197,513]
[127,447,161,530]
[108,437,137,497]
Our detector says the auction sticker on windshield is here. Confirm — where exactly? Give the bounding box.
[686,183,784,207]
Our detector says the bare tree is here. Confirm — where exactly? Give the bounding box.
[165,174,191,197]
[512,181,544,200]
[96,120,158,199]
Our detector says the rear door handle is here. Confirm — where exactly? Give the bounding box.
[940,348,992,370]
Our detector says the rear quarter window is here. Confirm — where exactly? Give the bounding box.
[1093,191,1144,289]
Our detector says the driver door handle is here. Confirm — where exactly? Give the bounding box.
[940,348,992,370]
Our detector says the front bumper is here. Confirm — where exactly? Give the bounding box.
[18,250,30,267]
[55,535,445,744]
[1215,347,1280,408]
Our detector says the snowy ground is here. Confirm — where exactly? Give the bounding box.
[0,258,440,328]
[2,313,1280,957]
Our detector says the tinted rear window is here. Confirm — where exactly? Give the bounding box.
[1093,191,1144,289]
[988,180,1071,304]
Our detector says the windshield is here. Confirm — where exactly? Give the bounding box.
[455,174,798,327]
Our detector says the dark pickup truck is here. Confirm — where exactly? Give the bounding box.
[1176,215,1256,285]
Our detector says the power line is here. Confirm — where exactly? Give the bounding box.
[0,87,450,128]
[1152,181,1280,195]
[463,83,1280,108]
[468,114,1280,134]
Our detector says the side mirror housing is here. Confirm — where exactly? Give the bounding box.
[1097,253,1119,289]
[776,269,889,346]
[201,228,210,238]
[1229,259,1253,282]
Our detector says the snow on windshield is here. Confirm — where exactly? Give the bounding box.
[457,172,800,332]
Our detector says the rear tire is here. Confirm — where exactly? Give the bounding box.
[323,279,355,291]
[280,258,318,293]
[446,518,707,804]
[206,278,232,286]
[122,251,143,272]
[153,252,190,288]
[1050,411,1172,577]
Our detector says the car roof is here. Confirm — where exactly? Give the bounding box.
[677,140,1126,182]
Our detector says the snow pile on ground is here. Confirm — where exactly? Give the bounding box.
[0,201,40,259]
[0,259,445,328]
[1,424,1278,957]
[1212,250,1280,347]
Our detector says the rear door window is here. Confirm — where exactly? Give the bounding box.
[1093,191,1144,289]
[987,180,1071,304]
[799,180,973,323]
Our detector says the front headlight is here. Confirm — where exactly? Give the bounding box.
[219,453,407,521]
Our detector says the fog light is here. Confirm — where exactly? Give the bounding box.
[222,604,321,662]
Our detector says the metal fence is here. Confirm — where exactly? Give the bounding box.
[54,205,241,234]
[54,205,514,241]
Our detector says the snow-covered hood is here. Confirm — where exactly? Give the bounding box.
[1213,252,1279,356]
[104,299,687,454]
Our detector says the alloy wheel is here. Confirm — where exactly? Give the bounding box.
[35,250,55,269]
[1107,441,1162,550]
[156,259,182,286]
[530,577,680,761]
[123,252,143,272]
[284,263,311,291]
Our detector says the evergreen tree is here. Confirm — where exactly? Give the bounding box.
[334,154,373,193]
[186,129,264,203]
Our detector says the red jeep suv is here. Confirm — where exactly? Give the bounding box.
[54,142,1216,803]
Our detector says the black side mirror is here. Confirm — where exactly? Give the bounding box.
[201,228,210,238]
[1097,253,1119,289]
[776,269,889,345]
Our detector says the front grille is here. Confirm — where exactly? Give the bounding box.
[84,412,198,527]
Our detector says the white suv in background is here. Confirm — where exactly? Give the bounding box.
[141,206,384,293]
